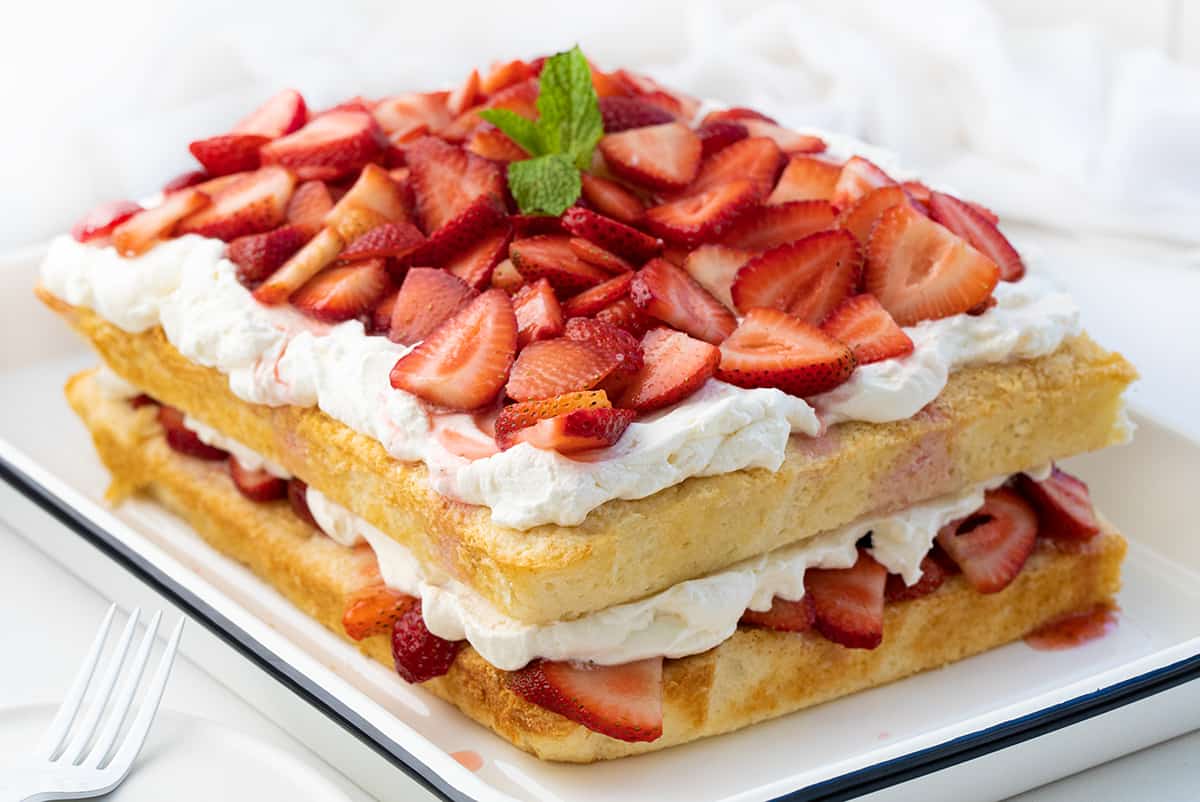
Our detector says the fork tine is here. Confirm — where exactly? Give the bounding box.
[85,610,162,769]
[39,603,116,759]
[105,617,184,777]
[61,608,141,765]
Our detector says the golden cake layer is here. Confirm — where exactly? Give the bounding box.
[43,288,1136,625]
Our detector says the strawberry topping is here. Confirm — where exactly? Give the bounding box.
[685,136,785,200]
[343,585,416,641]
[157,406,229,461]
[569,238,635,274]
[837,185,914,247]
[820,293,914,365]
[631,258,737,344]
[598,96,676,132]
[340,222,426,262]
[767,156,841,205]
[111,189,209,257]
[290,258,390,323]
[695,120,749,158]
[509,235,610,293]
[285,180,335,237]
[228,457,287,502]
[936,487,1038,594]
[718,308,856,397]
[830,155,896,210]
[617,328,719,412]
[391,600,464,683]
[730,229,862,324]
[512,278,565,347]
[176,166,296,242]
[722,200,837,253]
[804,550,887,649]
[233,89,308,138]
[506,337,624,402]
[71,200,142,243]
[740,595,816,632]
[504,407,635,454]
[562,273,635,318]
[641,179,759,247]
[579,173,644,224]
[187,133,268,177]
[928,191,1025,281]
[599,122,702,191]
[227,225,307,289]
[389,267,477,345]
[561,206,662,263]
[494,390,611,450]
[1013,466,1101,541]
[406,136,505,234]
[884,553,949,603]
[260,110,382,181]
[680,244,751,312]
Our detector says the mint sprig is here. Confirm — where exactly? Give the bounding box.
[479,46,603,216]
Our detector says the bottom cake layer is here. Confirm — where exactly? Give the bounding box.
[67,368,1127,763]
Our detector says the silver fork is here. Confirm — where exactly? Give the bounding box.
[0,604,184,801]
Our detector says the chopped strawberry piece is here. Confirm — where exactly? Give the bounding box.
[391,600,464,683]
[372,92,451,137]
[617,328,719,412]
[389,267,478,345]
[290,258,389,323]
[702,107,778,126]
[837,185,915,248]
[569,238,635,274]
[490,258,525,293]
[561,206,661,263]
[579,173,644,224]
[562,273,635,318]
[641,179,758,247]
[129,394,157,409]
[685,136,785,200]
[481,59,534,94]
[447,68,482,116]
[227,225,307,289]
[739,120,826,154]
[476,77,540,119]
[900,181,932,204]
[564,316,644,392]
[111,189,209,257]
[510,235,611,293]
[740,595,816,632]
[343,585,416,641]
[681,244,751,312]
[71,199,142,243]
[406,136,505,234]
[390,289,517,410]
[494,390,611,450]
[768,156,842,205]
[233,89,308,138]
[631,258,737,344]
[718,308,856,397]
[831,155,896,211]
[804,550,887,649]
[443,223,512,290]
[1014,466,1101,541]
[598,96,676,132]
[162,170,209,194]
[370,288,399,336]
[157,406,229,461]
[505,336,625,402]
[512,278,565,347]
[285,180,335,238]
[325,164,412,242]
[610,69,699,120]
[595,297,653,338]
[340,221,426,262]
[731,229,861,324]
[177,166,296,242]
[884,554,948,602]
[287,478,321,531]
[187,133,268,177]
[928,191,1025,281]
[506,657,664,742]
[695,120,749,158]
[253,227,344,305]
[507,406,635,453]
[228,457,287,502]
[260,110,382,181]
[413,194,508,268]
[865,204,1000,326]
[467,124,529,162]
[598,122,702,191]
[936,487,1038,594]
[510,214,564,238]
[820,293,914,365]
[722,199,837,253]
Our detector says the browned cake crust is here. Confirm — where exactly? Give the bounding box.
[41,287,1136,625]
[68,368,1126,762]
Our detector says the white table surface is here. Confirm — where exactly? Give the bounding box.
[0,226,1196,801]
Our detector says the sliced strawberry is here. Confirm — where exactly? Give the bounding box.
[290,258,389,323]
[343,585,416,641]
[177,166,296,241]
[701,107,777,126]
[406,136,505,234]
[476,77,540,119]
[865,204,999,326]
[928,191,1025,281]
[325,163,411,242]
[739,119,826,154]
[163,170,209,194]
[936,487,1037,594]
[389,267,478,345]
[390,289,517,410]
[595,297,653,338]
[228,457,287,502]
[285,180,335,237]
[233,89,307,138]
[391,600,464,683]
[505,337,624,402]
[564,316,644,392]
[71,199,142,243]
[340,221,425,262]
[510,213,564,238]
[569,238,635,274]
[722,199,836,253]
[481,59,534,94]
[412,194,507,268]
[157,406,229,461]
[287,479,320,530]
[447,68,482,116]
[884,554,949,603]
[740,595,816,632]
[579,173,644,224]
[599,96,676,132]
[831,155,896,210]
[506,407,635,453]
[631,258,737,344]
[561,206,661,263]
[513,279,565,347]
[767,156,842,205]
[260,110,381,180]
[187,133,268,177]
[820,293,914,365]
[684,136,785,200]
[370,288,399,336]
[641,179,758,247]
[253,227,344,304]
[681,244,750,312]
[804,550,887,649]
[227,224,307,289]
[598,122,702,191]
[506,657,663,742]
[617,328,719,412]
[718,308,856,397]
[731,229,861,324]
[494,390,610,450]
[610,69,699,120]
[695,120,749,158]
[509,235,610,293]
[467,124,528,162]
[372,92,451,137]
[899,180,932,204]
[111,189,209,257]
[562,273,635,317]
[443,223,512,290]
[1014,466,1101,541]
[490,258,525,293]
[837,185,914,248]
[129,394,157,409]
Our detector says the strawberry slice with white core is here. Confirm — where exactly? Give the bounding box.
[1014,466,1101,540]
[253,227,344,305]
[579,173,644,224]
[820,293,914,365]
[340,221,426,262]
[290,258,389,323]
[370,288,399,336]
[641,179,758,247]
[233,89,308,138]
[740,595,816,632]
[389,289,517,411]
[900,180,932,204]
[739,119,826,154]
[505,407,636,454]
[598,122,702,191]
[509,235,611,293]
[701,107,777,126]
[372,92,452,137]
[506,657,664,743]
[187,133,268,177]
[111,188,209,257]
[767,156,842,204]
[595,297,653,338]
[443,224,512,290]
[718,308,856,397]
[631,258,737,344]
[157,406,229,461]
[389,267,478,345]
[260,110,382,181]
[804,550,887,649]
[564,316,645,392]
[695,120,749,158]
[598,95,676,132]
[412,194,507,268]
[505,337,623,402]
[406,136,505,234]
[569,238,635,274]
[617,328,719,412]
[928,191,1025,281]
[489,258,524,293]
[71,199,142,243]
[562,273,635,318]
[447,68,482,116]
[731,229,862,324]
[343,585,415,642]
[512,278,565,347]
[391,600,464,683]
[837,185,913,247]
[681,244,751,312]
[494,390,611,449]
[467,125,528,162]
[481,59,534,94]
[561,206,662,263]
[228,224,308,289]
[176,165,296,241]
[228,457,287,502]
[865,204,1000,326]
[325,163,411,241]
[684,136,785,200]
[162,170,208,194]
[830,155,896,211]
[722,200,837,253]
[286,180,335,237]
[936,487,1038,593]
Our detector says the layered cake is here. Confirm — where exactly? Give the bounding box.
[40,47,1135,762]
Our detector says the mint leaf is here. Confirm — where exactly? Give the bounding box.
[477,108,543,156]
[507,154,581,216]
[535,45,603,170]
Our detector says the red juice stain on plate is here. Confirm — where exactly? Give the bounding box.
[450,749,483,772]
[1025,603,1119,651]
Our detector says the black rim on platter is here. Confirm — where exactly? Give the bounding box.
[2,450,1198,802]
